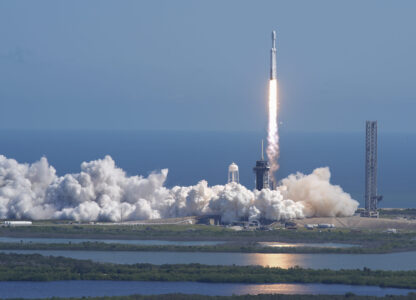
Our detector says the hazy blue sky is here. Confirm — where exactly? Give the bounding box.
[0,0,415,132]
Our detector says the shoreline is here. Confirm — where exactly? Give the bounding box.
[2,253,416,290]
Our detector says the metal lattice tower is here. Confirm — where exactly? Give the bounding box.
[253,140,270,190]
[364,121,382,217]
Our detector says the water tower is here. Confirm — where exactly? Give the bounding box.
[228,162,239,184]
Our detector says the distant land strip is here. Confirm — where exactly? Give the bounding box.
[2,253,416,289]
[1,240,416,254]
[9,293,416,300]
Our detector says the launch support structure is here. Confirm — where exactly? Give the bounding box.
[362,121,382,218]
[253,140,270,190]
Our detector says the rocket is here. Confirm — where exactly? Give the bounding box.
[270,30,277,80]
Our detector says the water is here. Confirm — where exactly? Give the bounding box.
[258,242,359,248]
[0,237,223,246]
[4,249,416,270]
[0,281,413,298]
[0,130,414,207]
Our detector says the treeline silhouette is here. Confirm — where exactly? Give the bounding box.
[7,293,416,300]
[1,253,416,289]
[0,239,415,254]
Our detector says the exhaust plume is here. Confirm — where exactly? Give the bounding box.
[267,78,279,183]
[0,155,358,222]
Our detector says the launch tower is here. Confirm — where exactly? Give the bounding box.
[253,140,270,190]
[362,121,382,217]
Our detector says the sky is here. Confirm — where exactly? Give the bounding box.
[0,0,415,133]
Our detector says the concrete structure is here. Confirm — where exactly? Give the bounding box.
[304,224,316,230]
[285,221,297,229]
[317,223,335,229]
[4,221,32,226]
[362,121,382,218]
[228,162,239,184]
[196,215,221,225]
[295,216,416,231]
[253,140,270,190]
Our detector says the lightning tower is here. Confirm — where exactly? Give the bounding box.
[362,121,382,217]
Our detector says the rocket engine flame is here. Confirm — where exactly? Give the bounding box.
[267,79,279,174]
[267,79,279,183]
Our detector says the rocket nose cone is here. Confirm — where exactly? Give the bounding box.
[272,30,276,40]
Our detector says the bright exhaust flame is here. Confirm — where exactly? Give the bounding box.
[267,79,279,184]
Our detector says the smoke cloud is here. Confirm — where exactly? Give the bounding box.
[0,155,358,222]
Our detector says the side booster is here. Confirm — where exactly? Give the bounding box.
[270,30,277,80]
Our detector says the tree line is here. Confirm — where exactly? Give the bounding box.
[1,253,416,289]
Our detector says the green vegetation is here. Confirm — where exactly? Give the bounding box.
[379,209,416,218]
[2,253,416,289]
[0,241,367,254]
[0,240,413,254]
[0,224,231,240]
[2,223,416,244]
[2,228,416,253]
[8,294,416,300]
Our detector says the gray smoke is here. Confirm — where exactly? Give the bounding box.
[0,155,359,222]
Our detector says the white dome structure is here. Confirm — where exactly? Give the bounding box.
[228,162,239,184]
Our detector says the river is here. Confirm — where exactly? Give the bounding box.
[0,281,414,298]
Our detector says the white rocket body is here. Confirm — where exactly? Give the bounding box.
[270,30,277,80]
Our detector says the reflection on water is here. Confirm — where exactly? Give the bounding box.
[0,237,223,246]
[235,283,415,296]
[4,249,416,270]
[0,281,414,298]
[258,242,359,248]
[249,253,303,269]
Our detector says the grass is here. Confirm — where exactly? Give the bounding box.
[1,224,416,253]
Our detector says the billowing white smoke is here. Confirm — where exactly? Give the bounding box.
[279,168,359,218]
[0,155,358,222]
